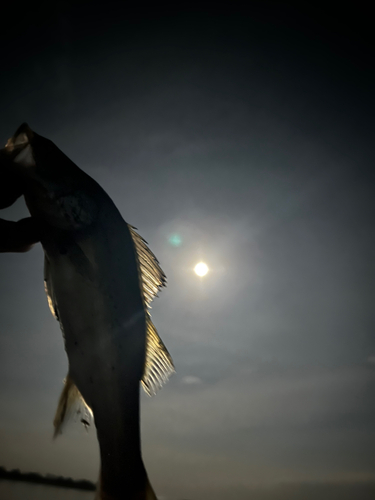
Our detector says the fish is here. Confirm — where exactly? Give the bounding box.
[1,124,174,500]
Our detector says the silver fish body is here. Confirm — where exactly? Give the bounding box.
[3,124,174,499]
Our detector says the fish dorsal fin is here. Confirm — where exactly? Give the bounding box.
[128,225,175,394]
[128,225,167,307]
[142,314,175,396]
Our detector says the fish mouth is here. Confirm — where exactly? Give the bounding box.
[1,124,35,172]
[5,123,33,151]
[0,140,26,162]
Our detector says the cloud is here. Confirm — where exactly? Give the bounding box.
[148,364,375,434]
[181,376,202,385]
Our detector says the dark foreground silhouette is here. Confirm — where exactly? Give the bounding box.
[0,466,96,491]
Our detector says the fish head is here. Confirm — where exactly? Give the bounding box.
[1,123,99,231]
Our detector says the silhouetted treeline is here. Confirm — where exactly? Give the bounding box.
[0,466,96,491]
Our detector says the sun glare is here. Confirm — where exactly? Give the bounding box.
[194,262,209,277]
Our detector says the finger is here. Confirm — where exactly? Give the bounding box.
[0,217,42,253]
[0,156,23,209]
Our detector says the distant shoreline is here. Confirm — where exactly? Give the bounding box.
[0,466,96,491]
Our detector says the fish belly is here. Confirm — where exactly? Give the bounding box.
[46,222,151,497]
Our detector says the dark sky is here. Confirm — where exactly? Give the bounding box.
[0,3,375,499]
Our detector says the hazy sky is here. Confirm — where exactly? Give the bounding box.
[0,3,374,499]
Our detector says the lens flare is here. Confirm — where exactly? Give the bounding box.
[168,234,182,247]
[194,262,209,277]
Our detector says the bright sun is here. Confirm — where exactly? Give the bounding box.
[194,262,209,277]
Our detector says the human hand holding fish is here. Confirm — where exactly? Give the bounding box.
[0,154,43,252]
[0,124,174,500]
[0,216,42,252]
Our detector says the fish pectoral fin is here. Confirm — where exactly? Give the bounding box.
[53,374,93,438]
[141,315,175,396]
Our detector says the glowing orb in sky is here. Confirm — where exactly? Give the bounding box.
[194,262,209,277]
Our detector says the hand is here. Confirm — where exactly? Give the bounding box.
[0,152,41,252]
[0,217,42,253]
